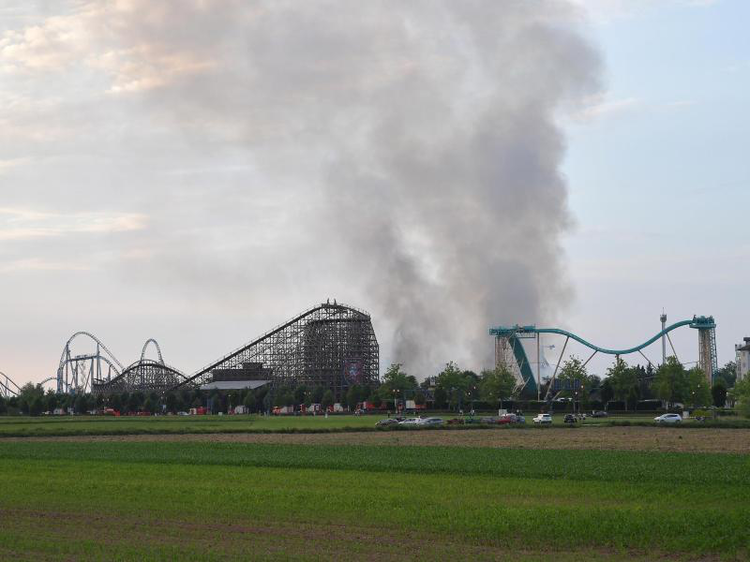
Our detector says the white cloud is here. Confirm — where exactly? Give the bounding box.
[570,0,720,23]
[575,94,640,120]
[0,257,92,272]
[0,208,147,240]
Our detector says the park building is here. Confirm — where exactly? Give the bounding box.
[736,337,750,382]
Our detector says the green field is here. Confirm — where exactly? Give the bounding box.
[1,438,748,560]
[0,412,740,438]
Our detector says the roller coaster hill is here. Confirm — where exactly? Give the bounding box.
[49,301,379,400]
[490,315,718,399]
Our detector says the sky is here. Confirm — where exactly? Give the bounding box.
[1,0,747,386]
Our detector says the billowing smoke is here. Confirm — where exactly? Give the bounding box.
[1,1,601,379]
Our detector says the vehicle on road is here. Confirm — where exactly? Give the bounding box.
[420,417,444,426]
[655,413,682,424]
[399,418,421,426]
[376,418,399,427]
[563,414,578,424]
[591,411,608,418]
[533,413,552,425]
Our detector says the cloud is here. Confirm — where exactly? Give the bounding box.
[0,257,92,272]
[0,208,147,241]
[570,0,720,23]
[575,94,640,120]
[0,1,602,379]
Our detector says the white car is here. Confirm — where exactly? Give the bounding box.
[655,413,682,424]
[399,418,421,425]
[532,413,552,425]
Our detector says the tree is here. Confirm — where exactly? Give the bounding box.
[433,387,448,409]
[627,386,639,411]
[0,396,6,415]
[414,390,426,406]
[345,386,359,410]
[109,393,123,413]
[606,357,638,409]
[600,378,614,406]
[686,367,711,407]
[712,379,727,408]
[311,386,326,404]
[18,383,44,415]
[733,377,750,418]
[435,362,469,411]
[556,357,587,394]
[143,395,158,414]
[321,390,334,411]
[210,393,223,414]
[480,366,516,409]
[43,390,58,413]
[127,392,142,413]
[371,393,383,408]
[654,356,688,408]
[29,396,44,416]
[294,385,308,405]
[74,393,91,414]
[165,392,178,413]
[714,361,737,388]
[381,364,418,394]
[243,391,256,412]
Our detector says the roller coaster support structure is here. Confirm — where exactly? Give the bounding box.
[489,315,717,399]
[1,372,21,398]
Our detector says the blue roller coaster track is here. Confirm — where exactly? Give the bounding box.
[489,315,717,397]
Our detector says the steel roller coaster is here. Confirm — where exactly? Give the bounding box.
[55,332,188,395]
[490,315,718,399]
[48,301,378,397]
[1,371,21,398]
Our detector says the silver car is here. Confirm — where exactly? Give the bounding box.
[654,413,682,424]
[420,417,444,426]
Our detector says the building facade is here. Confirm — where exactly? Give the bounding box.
[736,337,750,382]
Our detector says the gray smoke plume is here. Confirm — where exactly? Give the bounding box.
[1,0,601,379]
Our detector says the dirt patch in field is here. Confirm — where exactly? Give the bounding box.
[9,426,750,453]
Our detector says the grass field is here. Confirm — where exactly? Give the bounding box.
[0,412,744,438]
[1,428,749,560]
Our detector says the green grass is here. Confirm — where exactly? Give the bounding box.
[0,440,748,560]
[3,412,746,438]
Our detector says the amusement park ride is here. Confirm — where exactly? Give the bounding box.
[490,315,718,400]
[1,310,718,399]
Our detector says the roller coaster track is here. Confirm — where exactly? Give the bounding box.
[173,301,377,391]
[140,339,164,364]
[1,371,21,398]
[490,315,717,398]
[57,333,186,394]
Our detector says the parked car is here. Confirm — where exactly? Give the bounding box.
[591,410,608,418]
[533,413,552,425]
[655,413,682,424]
[399,418,422,426]
[563,414,578,424]
[420,417,444,426]
[515,414,526,424]
[376,418,399,427]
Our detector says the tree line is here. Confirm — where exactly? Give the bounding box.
[1,357,744,416]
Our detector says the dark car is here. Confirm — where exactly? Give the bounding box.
[376,419,399,427]
[591,410,608,418]
[563,414,578,424]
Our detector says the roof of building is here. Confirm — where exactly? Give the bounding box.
[200,380,271,391]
